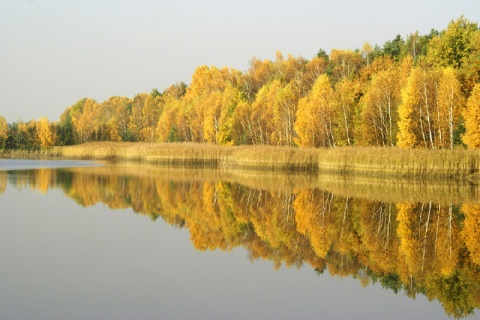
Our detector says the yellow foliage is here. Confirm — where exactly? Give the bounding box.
[36,117,55,149]
[396,203,418,275]
[334,79,357,146]
[462,83,480,148]
[294,74,335,147]
[397,69,420,148]
[72,98,98,143]
[0,172,6,194]
[0,116,7,142]
[461,204,480,266]
[437,67,464,149]
[360,57,401,146]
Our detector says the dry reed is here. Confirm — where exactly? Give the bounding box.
[50,142,480,181]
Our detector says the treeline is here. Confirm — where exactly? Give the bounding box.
[1,16,480,150]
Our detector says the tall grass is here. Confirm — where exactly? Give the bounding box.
[0,149,52,159]
[316,146,480,180]
[52,142,480,181]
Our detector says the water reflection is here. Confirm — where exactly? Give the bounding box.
[2,164,480,319]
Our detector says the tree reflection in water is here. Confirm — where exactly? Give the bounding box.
[3,165,480,319]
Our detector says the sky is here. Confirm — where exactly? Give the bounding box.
[0,0,479,123]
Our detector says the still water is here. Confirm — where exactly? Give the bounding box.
[0,160,479,320]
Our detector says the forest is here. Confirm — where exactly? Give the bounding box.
[0,17,479,151]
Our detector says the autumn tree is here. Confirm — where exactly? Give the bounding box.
[163,82,187,99]
[329,49,362,83]
[242,57,274,102]
[300,56,329,96]
[437,67,464,149]
[190,66,224,143]
[140,91,163,142]
[334,78,357,146]
[273,82,298,146]
[128,93,148,141]
[230,99,254,145]
[398,62,465,149]
[100,96,133,141]
[397,65,438,149]
[92,101,110,141]
[0,116,8,149]
[462,83,480,148]
[359,57,409,146]
[91,97,123,141]
[71,98,98,143]
[156,92,185,142]
[36,117,55,148]
[250,79,300,146]
[216,83,245,145]
[186,66,241,144]
[246,81,276,145]
[295,74,336,147]
[155,83,189,142]
[272,51,305,84]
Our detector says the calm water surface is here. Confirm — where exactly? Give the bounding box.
[0,160,479,320]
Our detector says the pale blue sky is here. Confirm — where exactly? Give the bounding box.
[1,0,479,123]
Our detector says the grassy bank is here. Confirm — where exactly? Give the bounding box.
[0,149,53,159]
[46,142,480,181]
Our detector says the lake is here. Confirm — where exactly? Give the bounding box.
[0,159,479,320]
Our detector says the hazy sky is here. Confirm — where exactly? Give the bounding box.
[1,0,479,123]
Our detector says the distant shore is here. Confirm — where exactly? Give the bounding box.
[1,142,479,181]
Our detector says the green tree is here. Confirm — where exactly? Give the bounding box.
[427,16,479,69]
[56,108,74,146]
[382,34,405,60]
[404,29,438,61]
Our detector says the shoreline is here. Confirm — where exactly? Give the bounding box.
[1,141,480,181]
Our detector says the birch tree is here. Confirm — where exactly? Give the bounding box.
[295,74,336,147]
[0,116,7,148]
[36,117,55,148]
[462,83,480,148]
